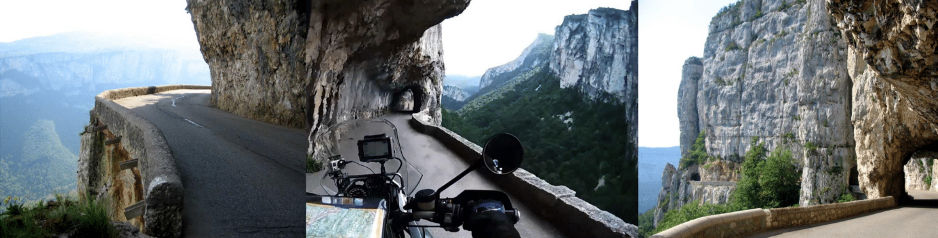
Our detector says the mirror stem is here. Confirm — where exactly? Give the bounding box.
[432,160,482,198]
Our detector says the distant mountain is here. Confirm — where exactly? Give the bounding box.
[638,146,681,213]
[442,5,638,223]
[0,32,209,201]
[443,75,481,91]
[0,120,77,201]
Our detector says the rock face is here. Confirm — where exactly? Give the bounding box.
[653,163,737,226]
[551,6,638,103]
[828,0,938,200]
[442,85,469,102]
[678,57,703,156]
[671,0,856,208]
[478,34,554,91]
[187,0,470,160]
[656,1,938,226]
[902,151,935,191]
[78,121,144,229]
[471,4,638,107]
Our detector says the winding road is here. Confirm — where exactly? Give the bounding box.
[115,89,563,237]
[753,191,938,238]
[116,89,307,237]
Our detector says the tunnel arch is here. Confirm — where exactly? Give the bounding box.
[390,85,426,113]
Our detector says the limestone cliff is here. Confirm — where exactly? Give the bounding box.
[186,0,470,160]
[678,57,702,157]
[828,0,938,200]
[470,4,638,106]
[671,0,855,209]
[478,34,554,91]
[551,6,638,104]
[656,0,938,226]
[903,151,936,192]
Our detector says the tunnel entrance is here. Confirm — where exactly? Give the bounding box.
[391,86,425,113]
[901,150,938,207]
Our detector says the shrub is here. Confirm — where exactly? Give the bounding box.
[1,194,115,237]
[652,201,740,234]
[731,138,800,209]
[680,131,710,169]
[838,192,856,203]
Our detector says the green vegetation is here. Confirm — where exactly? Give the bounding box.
[733,139,800,208]
[726,41,740,51]
[838,192,856,203]
[442,66,637,223]
[652,201,741,234]
[716,0,743,18]
[637,209,656,238]
[306,155,322,173]
[805,141,818,154]
[680,131,711,169]
[926,159,934,187]
[783,132,796,144]
[0,120,78,203]
[651,138,801,234]
[1,194,115,237]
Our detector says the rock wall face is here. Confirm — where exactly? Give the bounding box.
[78,120,145,229]
[550,5,638,103]
[653,163,737,226]
[187,1,310,128]
[478,34,554,91]
[675,0,855,206]
[678,57,703,156]
[902,152,934,191]
[828,0,938,199]
[187,0,469,159]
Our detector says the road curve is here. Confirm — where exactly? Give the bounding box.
[115,89,306,237]
[754,191,938,238]
[117,89,565,237]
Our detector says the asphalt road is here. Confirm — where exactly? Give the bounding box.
[115,89,307,237]
[753,191,938,238]
[118,89,563,237]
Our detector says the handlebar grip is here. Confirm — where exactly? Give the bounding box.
[465,210,520,238]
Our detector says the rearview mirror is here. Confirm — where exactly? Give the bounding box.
[482,133,524,174]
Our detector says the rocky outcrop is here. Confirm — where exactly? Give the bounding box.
[903,151,935,191]
[187,0,470,161]
[478,34,554,91]
[442,85,469,102]
[550,5,638,103]
[678,57,703,157]
[655,0,938,230]
[828,0,938,200]
[671,0,855,207]
[653,162,738,226]
[467,4,637,106]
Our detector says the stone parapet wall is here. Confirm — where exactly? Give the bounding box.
[81,85,208,237]
[652,196,896,238]
[409,114,637,238]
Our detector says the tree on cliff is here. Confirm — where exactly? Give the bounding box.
[732,138,800,209]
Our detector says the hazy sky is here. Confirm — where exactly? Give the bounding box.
[638,0,737,147]
[0,0,198,48]
[442,0,632,77]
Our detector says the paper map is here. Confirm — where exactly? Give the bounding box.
[305,203,384,238]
